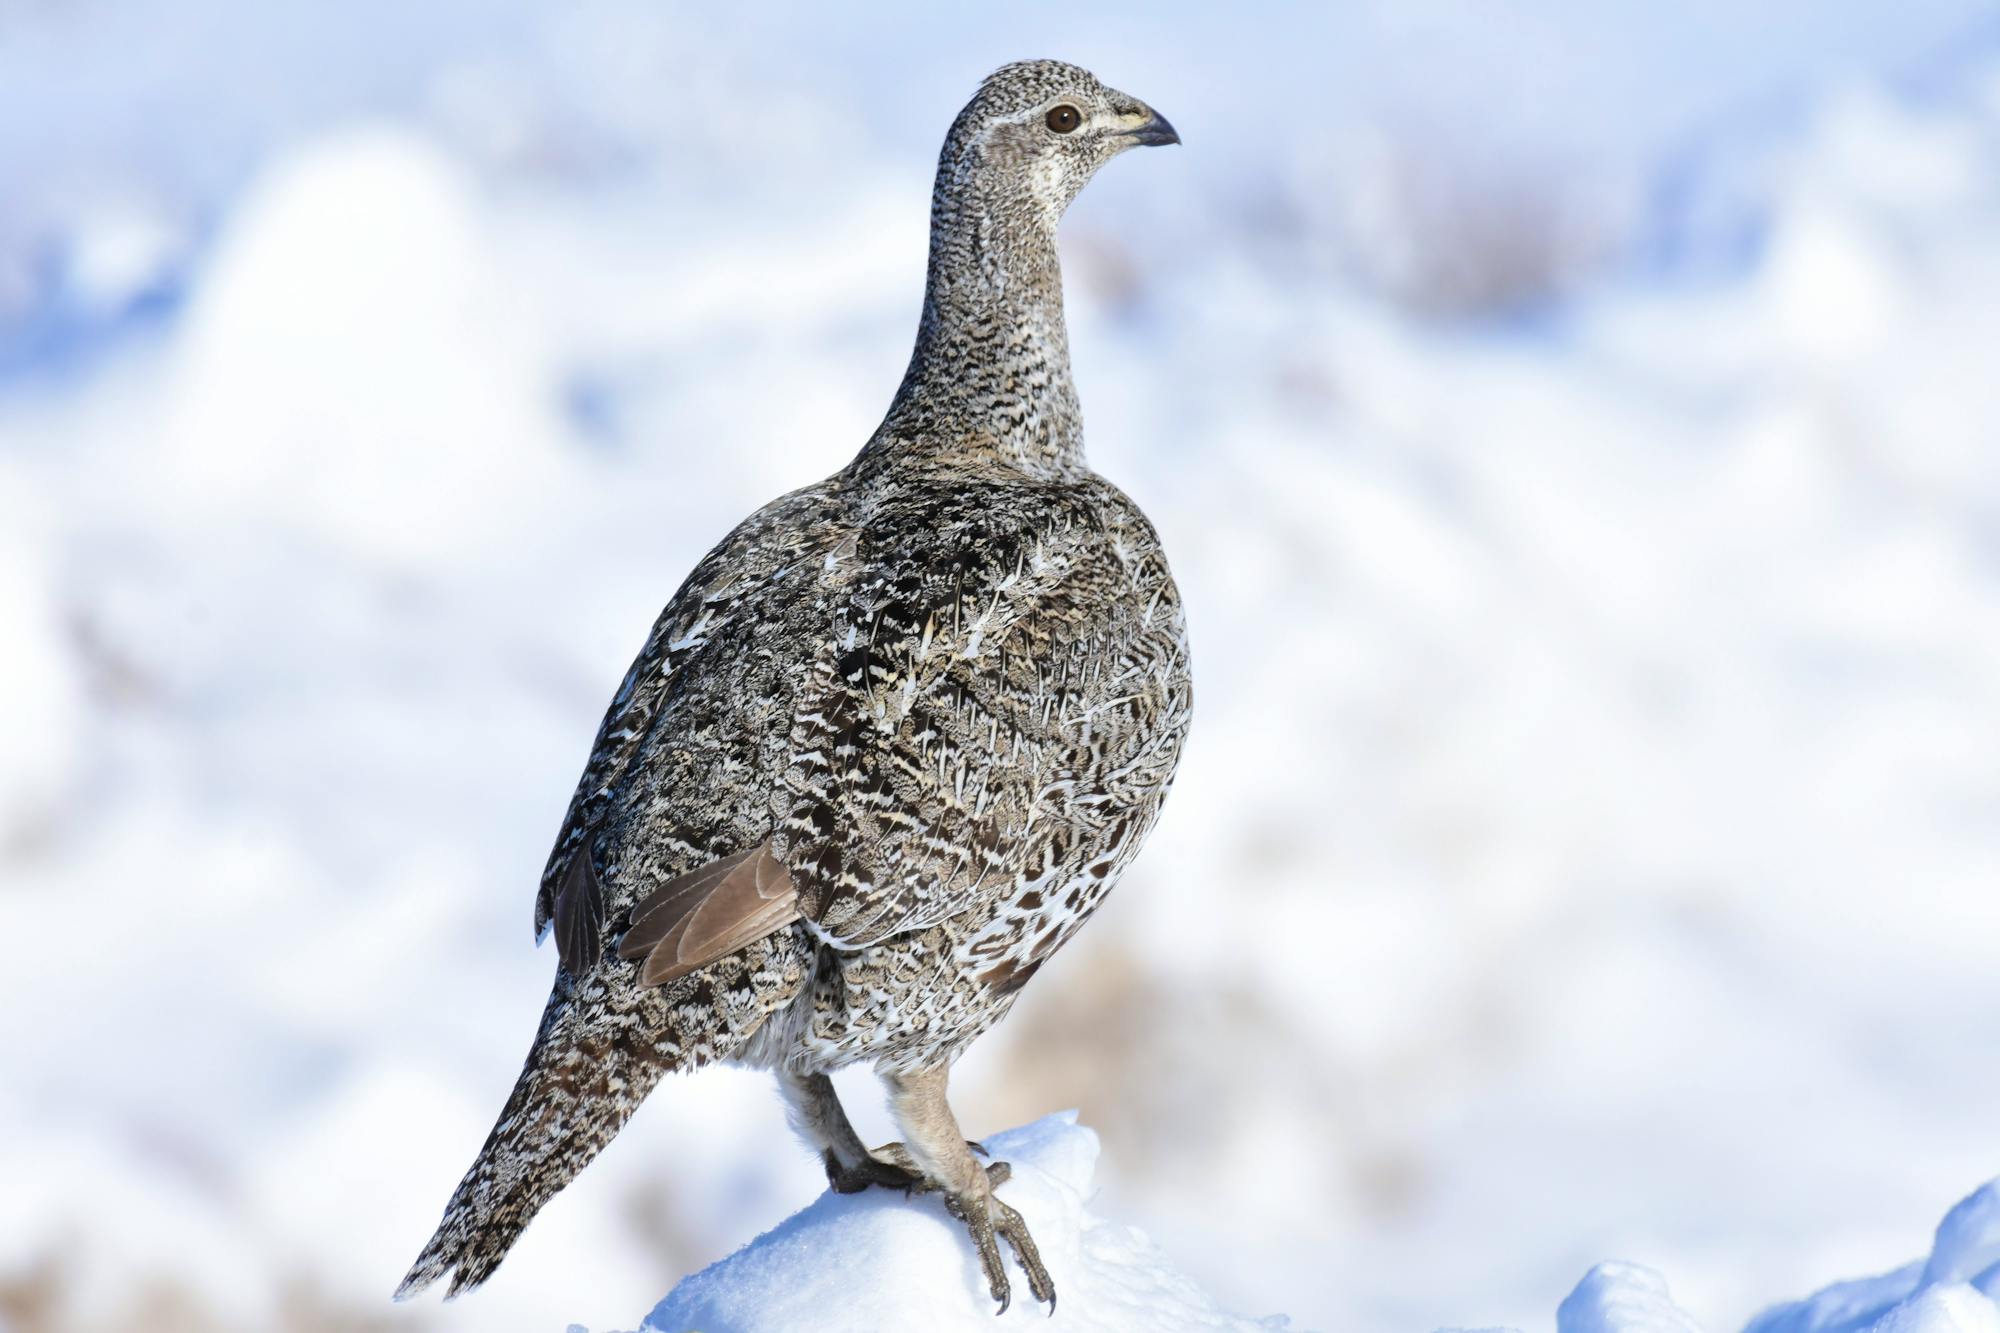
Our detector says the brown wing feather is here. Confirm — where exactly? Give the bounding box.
[618,846,757,954]
[616,841,800,987]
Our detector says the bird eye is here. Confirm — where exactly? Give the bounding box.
[1045,104,1082,134]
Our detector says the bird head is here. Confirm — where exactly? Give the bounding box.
[937,59,1179,227]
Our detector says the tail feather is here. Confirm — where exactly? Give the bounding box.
[396,927,811,1300]
[396,984,666,1300]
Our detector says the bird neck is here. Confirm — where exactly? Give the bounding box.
[861,183,1084,481]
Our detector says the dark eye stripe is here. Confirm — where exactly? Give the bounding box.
[1045,104,1081,134]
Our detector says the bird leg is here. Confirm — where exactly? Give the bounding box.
[881,1064,1055,1314]
[777,1070,927,1193]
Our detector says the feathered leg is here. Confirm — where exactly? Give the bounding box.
[882,1065,1054,1314]
[778,1070,926,1193]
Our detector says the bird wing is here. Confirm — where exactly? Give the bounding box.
[534,597,697,946]
[533,481,848,963]
[537,475,1181,974]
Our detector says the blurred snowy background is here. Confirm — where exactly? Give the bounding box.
[4,2,2000,1330]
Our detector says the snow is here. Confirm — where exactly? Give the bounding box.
[4,5,2000,1333]
[1735,1183,2000,1333]
[1553,1265,1707,1333]
[1456,1183,2000,1333]
[582,1141,2000,1333]
[627,1113,1286,1333]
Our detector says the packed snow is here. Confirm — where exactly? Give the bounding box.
[625,1113,1286,1333]
[4,4,2000,1333]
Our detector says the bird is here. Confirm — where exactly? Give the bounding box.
[396,58,1190,1315]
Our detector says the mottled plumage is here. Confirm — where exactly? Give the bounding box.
[398,59,1189,1311]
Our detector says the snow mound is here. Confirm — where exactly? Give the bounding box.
[1556,1263,1705,1333]
[1743,1181,2000,1333]
[628,1112,1291,1333]
[1476,1180,2000,1333]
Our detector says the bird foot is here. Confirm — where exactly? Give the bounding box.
[822,1147,925,1194]
[822,1141,1000,1194]
[865,1143,1051,1314]
[862,1140,1008,1192]
[942,1185,1055,1315]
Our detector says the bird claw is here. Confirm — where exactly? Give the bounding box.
[943,1187,1055,1315]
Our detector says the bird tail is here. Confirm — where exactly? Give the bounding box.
[394,982,671,1301]
[397,920,811,1301]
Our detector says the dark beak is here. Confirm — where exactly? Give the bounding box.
[1124,109,1181,147]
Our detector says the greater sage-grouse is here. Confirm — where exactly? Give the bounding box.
[397,59,1189,1313]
